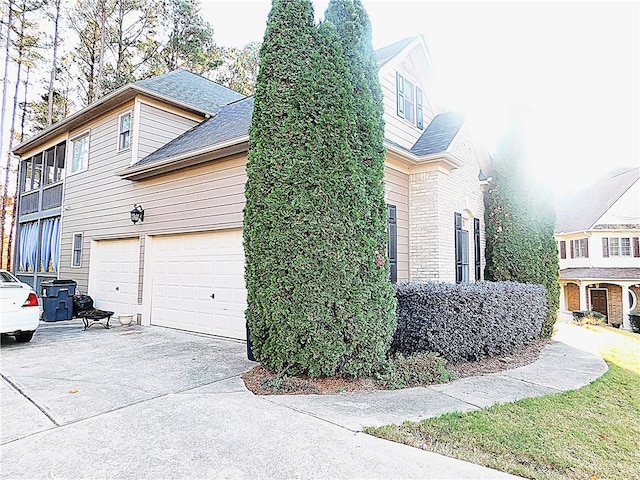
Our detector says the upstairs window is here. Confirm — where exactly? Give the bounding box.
[396,72,424,129]
[70,133,89,174]
[571,238,588,258]
[118,112,131,151]
[43,142,66,185]
[603,237,636,257]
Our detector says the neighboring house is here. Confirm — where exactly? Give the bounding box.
[555,167,640,329]
[12,36,490,340]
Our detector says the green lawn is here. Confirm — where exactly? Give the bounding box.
[366,326,640,480]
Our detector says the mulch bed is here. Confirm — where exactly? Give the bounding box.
[241,339,549,395]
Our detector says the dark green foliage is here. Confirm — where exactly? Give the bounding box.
[484,119,560,338]
[243,0,395,378]
[393,282,547,362]
[377,352,454,390]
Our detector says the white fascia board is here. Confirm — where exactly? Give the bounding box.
[117,135,249,179]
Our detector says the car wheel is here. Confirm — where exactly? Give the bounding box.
[15,331,34,343]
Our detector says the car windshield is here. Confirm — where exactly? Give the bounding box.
[0,271,20,283]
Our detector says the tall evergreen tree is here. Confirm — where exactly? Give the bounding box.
[244,0,394,378]
[324,0,396,370]
[484,117,560,338]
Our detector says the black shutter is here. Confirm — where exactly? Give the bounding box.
[602,238,609,258]
[633,237,640,257]
[416,87,424,129]
[396,72,405,118]
[473,218,481,281]
[560,240,566,259]
[584,238,589,258]
[570,240,575,258]
[455,212,462,283]
[387,205,398,283]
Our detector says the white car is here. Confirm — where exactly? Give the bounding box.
[0,270,40,343]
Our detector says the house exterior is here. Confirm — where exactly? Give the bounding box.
[12,36,490,340]
[555,167,640,329]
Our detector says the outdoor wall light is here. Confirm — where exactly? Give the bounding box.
[130,204,145,224]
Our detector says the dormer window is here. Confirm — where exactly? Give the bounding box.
[118,112,131,151]
[396,72,423,129]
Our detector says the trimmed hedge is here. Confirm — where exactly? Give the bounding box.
[392,281,547,362]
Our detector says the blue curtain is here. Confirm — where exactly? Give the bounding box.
[19,222,39,272]
[51,218,60,273]
[41,219,51,272]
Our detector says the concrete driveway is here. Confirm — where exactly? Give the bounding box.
[0,320,523,479]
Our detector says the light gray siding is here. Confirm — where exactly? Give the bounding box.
[136,102,200,160]
[59,102,246,293]
[384,166,409,282]
[381,53,436,150]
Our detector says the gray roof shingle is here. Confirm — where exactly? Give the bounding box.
[560,267,640,281]
[411,112,465,156]
[555,167,639,233]
[134,96,254,167]
[375,37,416,67]
[135,69,244,114]
[133,42,462,169]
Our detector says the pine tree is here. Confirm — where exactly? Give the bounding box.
[244,0,395,378]
[484,117,560,338]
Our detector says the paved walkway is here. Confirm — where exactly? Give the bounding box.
[263,322,609,431]
[0,320,607,479]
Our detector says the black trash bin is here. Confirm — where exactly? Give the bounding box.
[41,280,77,322]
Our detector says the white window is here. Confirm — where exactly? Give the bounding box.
[610,238,620,256]
[396,72,424,129]
[621,238,631,256]
[573,239,586,258]
[118,112,131,151]
[72,233,83,267]
[70,133,89,174]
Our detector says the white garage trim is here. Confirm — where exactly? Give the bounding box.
[142,229,246,339]
[88,237,141,317]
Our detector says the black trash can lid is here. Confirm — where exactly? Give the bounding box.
[43,279,77,285]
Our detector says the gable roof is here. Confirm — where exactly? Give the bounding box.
[134,69,244,115]
[13,69,244,156]
[376,37,417,67]
[555,167,639,233]
[134,96,254,168]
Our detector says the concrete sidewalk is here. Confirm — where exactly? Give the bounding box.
[264,328,608,431]
[0,320,607,479]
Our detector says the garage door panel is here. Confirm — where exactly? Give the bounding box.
[150,229,246,339]
[91,238,140,316]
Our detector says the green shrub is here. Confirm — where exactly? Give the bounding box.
[629,312,640,333]
[484,119,560,339]
[243,0,395,378]
[572,310,605,324]
[377,352,455,390]
[393,282,547,362]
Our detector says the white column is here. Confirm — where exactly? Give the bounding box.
[622,284,631,330]
[559,283,566,311]
[579,282,588,311]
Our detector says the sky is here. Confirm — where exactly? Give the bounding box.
[201,0,640,194]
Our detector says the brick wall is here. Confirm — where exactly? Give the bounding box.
[407,126,486,282]
[565,283,580,311]
[607,284,623,325]
[632,285,640,312]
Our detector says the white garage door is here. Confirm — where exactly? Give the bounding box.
[149,229,246,339]
[90,238,140,316]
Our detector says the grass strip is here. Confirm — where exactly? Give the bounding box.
[366,326,640,480]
